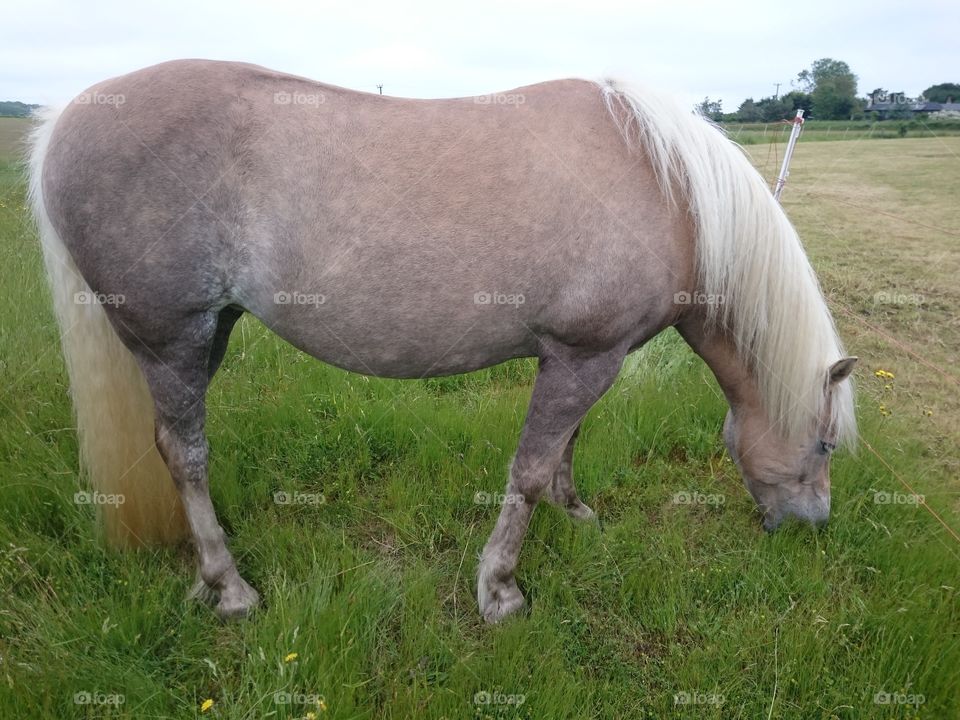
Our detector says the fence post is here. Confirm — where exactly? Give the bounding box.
[773,110,805,201]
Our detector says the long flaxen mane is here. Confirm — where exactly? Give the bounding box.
[599,79,856,448]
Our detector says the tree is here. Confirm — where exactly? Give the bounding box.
[796,58,859,119]
[867,88,887,104]
[695,97,723,121]
[735,98,761,122]
[921,83,960,103]
[850,96,869,120]
[0,101,39,118]
[758,98,790,122]
[888,96,913,120]
[781,90,812,116]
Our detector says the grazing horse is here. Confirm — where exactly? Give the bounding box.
[29,60,856,622]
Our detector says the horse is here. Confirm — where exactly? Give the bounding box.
[28,59,856,622]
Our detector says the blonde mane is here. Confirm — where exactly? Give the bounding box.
[599,79,856,447]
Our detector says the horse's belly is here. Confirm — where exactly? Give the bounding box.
[249,294,539,378]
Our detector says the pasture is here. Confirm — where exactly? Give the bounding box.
[0,115,957,718]
[726,118,960,144]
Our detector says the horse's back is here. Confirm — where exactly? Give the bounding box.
[40,60,692,374]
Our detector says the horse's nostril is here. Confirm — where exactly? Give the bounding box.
[797,504,830,529]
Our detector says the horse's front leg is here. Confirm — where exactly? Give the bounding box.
[477,342,625,623]
[548,425,595,520]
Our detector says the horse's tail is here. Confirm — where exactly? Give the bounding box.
[27,106,189,548]
[600,79,855,449]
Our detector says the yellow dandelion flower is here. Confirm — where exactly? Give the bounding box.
[284,652,299,663]
[318,697,328,711]
[874,369,895,380]
[305,713,317,720]
[201,698,214,713]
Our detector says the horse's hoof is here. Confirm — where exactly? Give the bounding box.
[478,572,525,623]
[215,578,260,620]
[482,587,525,623]
[187,570,219,606]
[565,500,595,521]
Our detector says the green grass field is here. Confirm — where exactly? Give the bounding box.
[725,118,960,145]
[0,116,957,719]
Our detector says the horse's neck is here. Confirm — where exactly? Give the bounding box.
[676,318,760,416]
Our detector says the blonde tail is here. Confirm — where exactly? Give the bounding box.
[28,107,189,548]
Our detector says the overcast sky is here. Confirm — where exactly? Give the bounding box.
[2,0,956,110]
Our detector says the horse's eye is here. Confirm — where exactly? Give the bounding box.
[817,440,836,455]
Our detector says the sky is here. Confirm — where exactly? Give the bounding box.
[2,0,957,110]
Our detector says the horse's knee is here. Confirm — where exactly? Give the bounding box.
[153,422,207,480]
[509,465,554,503]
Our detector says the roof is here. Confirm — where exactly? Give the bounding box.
[866,101,960,112]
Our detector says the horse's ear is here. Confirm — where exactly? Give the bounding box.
[828,357,858,385]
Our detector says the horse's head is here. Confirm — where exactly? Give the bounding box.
[724,357,857,531]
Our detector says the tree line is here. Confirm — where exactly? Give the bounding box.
[0,101,39,118]
[697,59,959,122]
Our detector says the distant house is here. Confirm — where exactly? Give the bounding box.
[928,102,960,118]
[865,91,960,119]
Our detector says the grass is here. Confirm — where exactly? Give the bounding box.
[724,118,960,145]
[0,116,958,719]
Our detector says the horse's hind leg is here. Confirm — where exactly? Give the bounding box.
[548,425,595,520]
[186,305,245,606]
[131,311,258,619]
[477,341,625,622]
[207,306,243,379]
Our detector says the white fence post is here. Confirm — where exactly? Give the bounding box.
[773,109,805,201]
